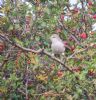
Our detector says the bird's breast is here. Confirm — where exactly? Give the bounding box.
[51,42,65,54]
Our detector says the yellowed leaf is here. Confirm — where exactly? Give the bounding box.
[29,53,39,65]
[93,79,96,85]
[75,54,84,59]
[0,87,7,93]
[87,50,94,56]
[14,38,23,46]
[66,94,73,100]
[53,76,61,82]
[36,74,48,83]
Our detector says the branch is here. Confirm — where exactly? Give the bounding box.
[67,47,89,59]
[58,20,82,46]
[0,34,73,73]
[0,34,42,54]
[18,89,66,97]
[25,64,29,100]
[43,50,73,73]
[0,46,14,68]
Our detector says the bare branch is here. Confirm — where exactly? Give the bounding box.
[0,34,73,73]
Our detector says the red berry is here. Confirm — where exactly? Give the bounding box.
[88,71,94,76]
[72,68,81,72]
[80,32,87,39]
[51,64,55,69]
[88,1,93,6]
[0,44,4,48]
[0,44,4,52]
[92,14,96,19]
[57,71,63,77]
[60,14,64,21]
[76,68,81,72]
[51,64,55,67]
[70,46,75,51]
[27,60,31,64]
[69,37,74,41]
[73,8,79,13]
[63,41,68,45]
[88,69,95,76]
[0,47,3,52]
[15,60,18,64]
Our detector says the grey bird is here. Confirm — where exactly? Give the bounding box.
[50,34,65,55]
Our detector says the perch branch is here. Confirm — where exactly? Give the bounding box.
[0,34,73,73]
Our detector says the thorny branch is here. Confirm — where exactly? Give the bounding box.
[67,47,89,59]
[0,34,73,73]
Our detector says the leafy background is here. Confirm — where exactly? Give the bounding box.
[0,0,96,99]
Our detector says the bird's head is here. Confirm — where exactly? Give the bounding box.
[50,34,61,42]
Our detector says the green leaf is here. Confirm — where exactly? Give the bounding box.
[14,38,23,46]
[8,25,14,30]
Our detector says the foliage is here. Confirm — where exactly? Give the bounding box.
[0,0,96,99]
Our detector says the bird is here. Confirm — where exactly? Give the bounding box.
[50,34,66,70]
[50,34,65,56]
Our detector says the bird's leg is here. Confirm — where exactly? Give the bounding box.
[51,53,57,66]
[61,53,66,63]
[52,53,55,57]
[59,53,66,70]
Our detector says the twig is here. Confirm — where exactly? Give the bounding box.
[18,89,65,97]
[0,34,43,54]
[67,47,89,59]
[0,50,22,53]
[58,20,81,46]
[18,88,26,95]
[25,64,29,100]
[0,46,14,68]
[84,90,91,100]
